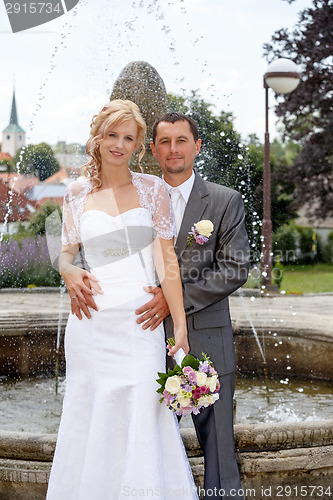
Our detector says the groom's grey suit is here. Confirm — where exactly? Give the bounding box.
[164,172,250,499]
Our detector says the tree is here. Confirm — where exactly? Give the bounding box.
[27,199,62,236]
[13,144,36,175]
[13,142,60,180]
[263,0,333,219]
[246,135,299,231]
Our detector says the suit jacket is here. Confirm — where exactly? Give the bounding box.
[164,172,250,375]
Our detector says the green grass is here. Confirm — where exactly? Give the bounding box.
[280,263,333,294]
[244,263,333,294]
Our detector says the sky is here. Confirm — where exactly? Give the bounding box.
[0,0,313,147]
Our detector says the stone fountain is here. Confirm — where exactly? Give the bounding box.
[0,62,333,499]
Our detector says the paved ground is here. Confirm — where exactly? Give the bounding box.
[1,289,332,339]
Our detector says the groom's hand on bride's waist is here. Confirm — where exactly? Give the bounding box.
[135,286,170,331]
[71,276,99,320]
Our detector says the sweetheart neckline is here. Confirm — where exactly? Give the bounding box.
[81,207,149,219]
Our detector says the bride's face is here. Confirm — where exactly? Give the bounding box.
[99,119,139,167]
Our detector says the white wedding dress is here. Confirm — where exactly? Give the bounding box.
[46,173,198,500]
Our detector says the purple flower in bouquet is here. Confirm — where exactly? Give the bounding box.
[199,360,211,373]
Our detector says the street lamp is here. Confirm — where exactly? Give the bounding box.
[262,58,301,289]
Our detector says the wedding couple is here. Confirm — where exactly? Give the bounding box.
[46,99,250,500]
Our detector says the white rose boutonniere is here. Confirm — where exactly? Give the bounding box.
[187,219,214,246]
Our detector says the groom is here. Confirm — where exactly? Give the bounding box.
[136,113,250,500]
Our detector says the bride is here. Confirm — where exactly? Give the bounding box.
[46,99,199,499]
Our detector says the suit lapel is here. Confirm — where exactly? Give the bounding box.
[174,173,209,259]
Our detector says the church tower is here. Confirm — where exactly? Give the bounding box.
[2,89,25,157]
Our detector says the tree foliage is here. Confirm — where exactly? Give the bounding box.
[245,135,299,231]
[27,199,62,236]
[13,142,60,181]
[263,0,333,218]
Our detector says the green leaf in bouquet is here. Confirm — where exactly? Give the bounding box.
[181,354,200,370]
[156,387,164,394]
[201,352,214,365]
[157,372,169,380]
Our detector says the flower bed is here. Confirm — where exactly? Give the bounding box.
[0,236,60,288]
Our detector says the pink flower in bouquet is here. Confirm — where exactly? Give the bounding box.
[163,389,173,405]
[200,386,210,394]
[209,365,217,375]
[193,388,202,399]
[183,366,194,376]
[187,371,197,384]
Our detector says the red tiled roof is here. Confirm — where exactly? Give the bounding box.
[44,168,80,184]
[44,169,69,184]
[0,180,36,223]
[0,173,39,194]
[0,152,11,162]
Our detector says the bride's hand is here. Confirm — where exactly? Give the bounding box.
[167,327,189,357]
[60,264,103,303]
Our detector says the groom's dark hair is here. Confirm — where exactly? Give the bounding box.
[152,112,199,143]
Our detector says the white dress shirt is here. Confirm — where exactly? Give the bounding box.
[165,172,195,236]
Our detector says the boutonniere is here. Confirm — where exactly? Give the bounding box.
[187,220,214,246]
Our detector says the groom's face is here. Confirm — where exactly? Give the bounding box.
[150,120,201,185]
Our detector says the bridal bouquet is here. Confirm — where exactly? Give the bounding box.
[156,338,220,417]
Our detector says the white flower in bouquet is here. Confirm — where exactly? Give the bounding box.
[178,396,192,408]
[196,372,207,387]
[206,374,218,392]
[165,375,182,394]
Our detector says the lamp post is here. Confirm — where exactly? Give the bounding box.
[262,58,301,288]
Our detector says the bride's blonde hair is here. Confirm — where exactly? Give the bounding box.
[82,99,146,190]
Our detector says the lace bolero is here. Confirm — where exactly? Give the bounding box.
[62,171,177,246]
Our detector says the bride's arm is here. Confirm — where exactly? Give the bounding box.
[154,237,189,356]
[59,244,101,303]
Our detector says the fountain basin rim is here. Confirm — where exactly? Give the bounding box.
[0,287,61,294]
[1,420,333,461]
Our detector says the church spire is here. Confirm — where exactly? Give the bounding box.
[2,87,25,134]
[9,89,19,126]
[2,87,26,157]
